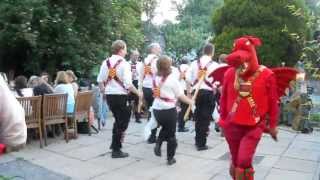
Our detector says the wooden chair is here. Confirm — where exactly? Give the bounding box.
[42,93,68,146]
[17,96,43,148]
[69,91,94,136]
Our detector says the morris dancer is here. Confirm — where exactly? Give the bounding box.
[152,55,193,165]
[186,43,219,151]
[177,57,191,132]
[97,40,142,158]
[139,43,161,144]
[129,49,142,123]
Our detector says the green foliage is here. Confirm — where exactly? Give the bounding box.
[142,0,157,22]
[305,0,320,16]
[310,113,320,121]
[302,40,320,79]
[177,0,224,32]
[162,22,210,59]
[212,0,308,66]
[290,1,320,79]
[161,0,223,60]
[0,0,144,79]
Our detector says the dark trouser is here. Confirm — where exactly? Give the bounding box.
[153,108,178,159]
[178,91,188,130]
[106,95,131,151]
[194,89,215,147]
[143,87,157,138]
[143,87,154,112]
[129,80,140,121]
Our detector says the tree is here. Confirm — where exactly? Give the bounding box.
[297,2,320,79]
[301,39,320,79]
[161,0,223,60]
[162,22,210,60]
[0,0,145,79]
[212,0,308,67]
[142,0,157,23]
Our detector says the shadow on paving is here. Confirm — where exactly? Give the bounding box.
[0,158,70,180]
[219,152,264,164]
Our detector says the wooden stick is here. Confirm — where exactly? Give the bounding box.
[137,97,143,113]
[183,74,205,121]
[137,63,144,113]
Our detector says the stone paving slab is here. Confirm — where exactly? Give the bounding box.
[265,168,313,180]
[10,145,60,161]
[0,159,70,180]
[44,139,83,153]
[256,143,288,156]
[313,162,320,180]
[290,140,320,151]
[283,147,320,162]
[1,121,320,180]
[257,155,281,167]
[62,142,109,161]
[274,157,318,173]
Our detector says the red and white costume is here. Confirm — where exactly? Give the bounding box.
[215,36,298,180]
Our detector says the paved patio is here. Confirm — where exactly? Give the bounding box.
[1,119,320,180]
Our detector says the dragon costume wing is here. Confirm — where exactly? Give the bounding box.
[209,65,231,85]
[271,67,299,98]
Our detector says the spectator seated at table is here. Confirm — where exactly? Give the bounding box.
[66,70,79,97]
[54,71,75,114]
[33,77,54,96]
[13,75,33,97]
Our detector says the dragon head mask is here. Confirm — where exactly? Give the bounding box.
[226,36,262,79]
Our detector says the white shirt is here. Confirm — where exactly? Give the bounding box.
[152,73,184,110]
[130,61,142,81]
[0,76,27,147]
[186,55,219,91]
[171,66,180,80]
[97,55,133,95]
[138,54,158,88]
[13,88,34,116]
[13,88,33,97]
[178,64,189,90]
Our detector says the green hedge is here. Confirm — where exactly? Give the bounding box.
[212,0,308,67]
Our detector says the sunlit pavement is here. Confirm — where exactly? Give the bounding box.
[1,119,320,180]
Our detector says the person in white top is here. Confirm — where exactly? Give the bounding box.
[138,42,161,144]
[177,57,191,132]
[186,43,219,151]
[13,75,33,97]
[152,55,193,165]
[97,40,141,159]
[170,65,180,80]
[0,75,27,151]
[129,49,142,123]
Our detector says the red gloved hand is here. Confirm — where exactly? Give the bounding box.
[0,144,6,155]
[269,128,278,142]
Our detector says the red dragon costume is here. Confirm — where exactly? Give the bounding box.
[210,36,298,180]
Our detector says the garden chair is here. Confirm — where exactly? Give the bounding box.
[42,93,68,146]
[17,96,43,148]
[69,91,94,136]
